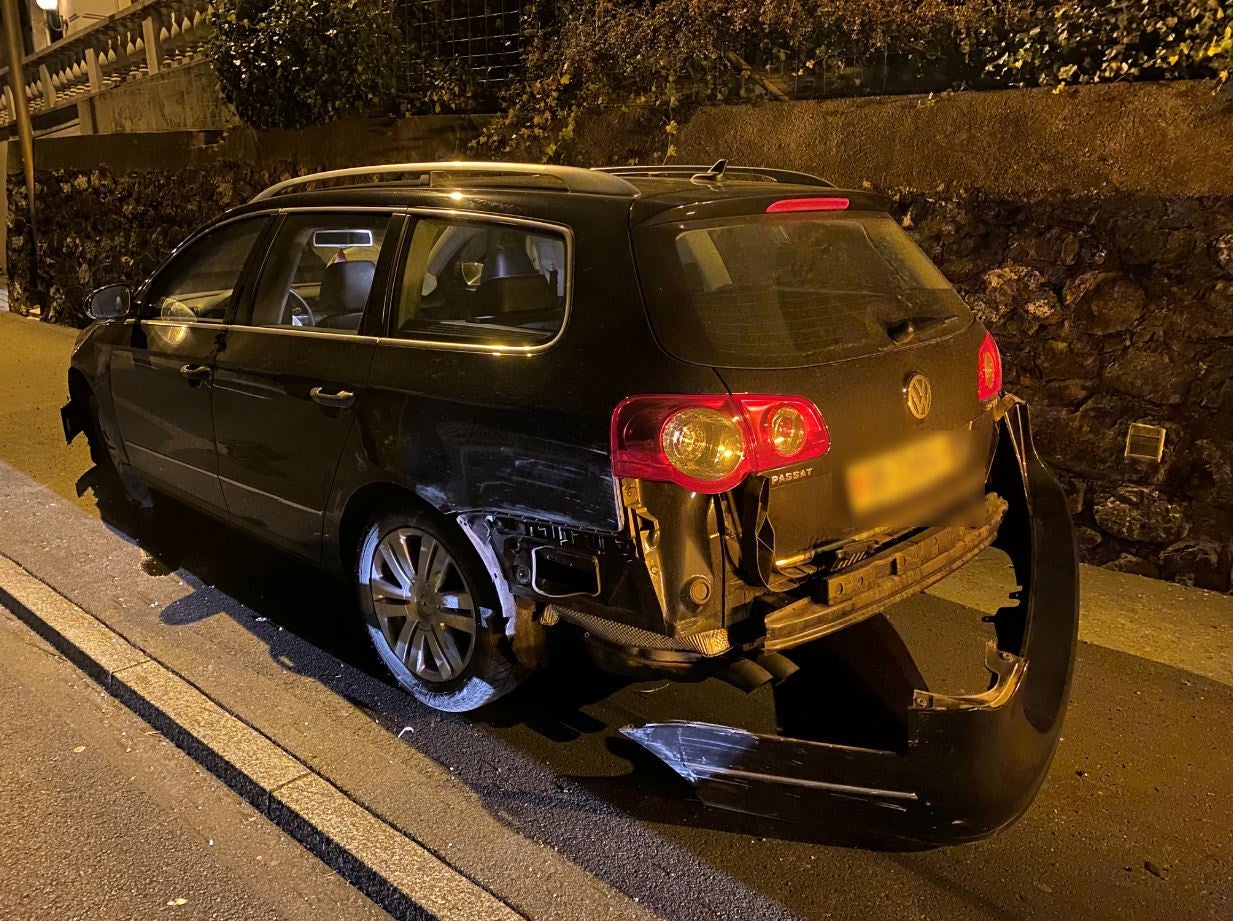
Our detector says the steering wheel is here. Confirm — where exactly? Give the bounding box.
[285,289,316,327]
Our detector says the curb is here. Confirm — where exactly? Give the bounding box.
[0,553,523,921]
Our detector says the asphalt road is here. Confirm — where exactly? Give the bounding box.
[0,310,1230,920]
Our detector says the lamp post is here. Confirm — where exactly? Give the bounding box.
[2,0,39,305]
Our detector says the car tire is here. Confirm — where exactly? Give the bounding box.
[355,506,526,712]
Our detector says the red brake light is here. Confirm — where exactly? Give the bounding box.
[611,394,830,493]
[977,332,1002,401]
[765,197,849,213]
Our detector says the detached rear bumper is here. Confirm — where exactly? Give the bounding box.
[624,402,1079,844]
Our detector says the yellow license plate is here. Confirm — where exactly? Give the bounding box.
[846,431,960,516]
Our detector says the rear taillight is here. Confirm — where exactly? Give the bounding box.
[611,394,830,493]
[977,332,1002,401]
[732,395,830,471]
[765,197,850,213]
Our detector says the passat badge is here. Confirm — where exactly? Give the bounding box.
[905,372,932,421]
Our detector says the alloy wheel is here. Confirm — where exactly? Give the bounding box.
[368,527,478,683]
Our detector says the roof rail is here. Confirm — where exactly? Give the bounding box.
[250,161,639,202]
[594,164,834,188]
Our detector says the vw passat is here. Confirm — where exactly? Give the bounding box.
[63,161,1078,843]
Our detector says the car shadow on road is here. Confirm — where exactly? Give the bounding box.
[77,463,938,854]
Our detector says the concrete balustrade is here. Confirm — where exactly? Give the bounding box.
[0,0,213,130]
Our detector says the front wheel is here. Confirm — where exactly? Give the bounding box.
[355,508,526,712]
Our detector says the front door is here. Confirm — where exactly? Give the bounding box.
[211,211,395,557]
[110,216,271,509]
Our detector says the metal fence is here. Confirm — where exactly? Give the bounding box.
[394,0,529,103]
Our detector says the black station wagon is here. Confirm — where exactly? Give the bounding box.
[64,161,1079,843]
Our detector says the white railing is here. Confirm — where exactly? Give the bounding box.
[0,0,213,127]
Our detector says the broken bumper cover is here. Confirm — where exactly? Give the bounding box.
[61,399,85,444]
[623,402,1079,844]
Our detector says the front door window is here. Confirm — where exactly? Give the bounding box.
[143,218,268,323]
[246,213,392,334]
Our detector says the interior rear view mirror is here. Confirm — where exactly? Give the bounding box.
[313,229,373,249]
[85,284,132,321]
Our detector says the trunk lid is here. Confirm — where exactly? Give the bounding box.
[716,324,994,559]
[632,197,996,562]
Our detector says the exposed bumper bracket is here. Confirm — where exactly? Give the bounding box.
[763,491,1006,651]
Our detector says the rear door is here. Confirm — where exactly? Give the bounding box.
[210,210,398,557]
[634,204,993,558]
[110,216,272,509]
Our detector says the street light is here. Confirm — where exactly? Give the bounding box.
[2,0,41,304]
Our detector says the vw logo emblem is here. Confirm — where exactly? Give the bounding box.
[905,372,932,421]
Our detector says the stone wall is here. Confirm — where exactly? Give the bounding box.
[7,83,1231,588]
[674,81,1232,199]
[892,190,1231,588]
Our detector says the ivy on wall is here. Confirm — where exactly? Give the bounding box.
[979,0,1232,87]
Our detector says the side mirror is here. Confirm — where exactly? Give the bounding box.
[85,284,131,321]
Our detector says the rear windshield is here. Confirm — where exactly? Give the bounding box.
[634,212,971,369]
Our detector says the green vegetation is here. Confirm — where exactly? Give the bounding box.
[478,0,1231,159]
[207,0,398,130]
[206,0,1231,151]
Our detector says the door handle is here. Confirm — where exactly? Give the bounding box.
[310,386,355,409]
[179,363,211,382]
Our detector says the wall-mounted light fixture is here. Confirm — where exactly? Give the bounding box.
[1125,423,1167,463]
[35,0,59,11]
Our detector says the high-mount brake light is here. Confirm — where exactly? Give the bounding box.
[611,394,830,494]
[765,197,850,213]
[977,331,1003,401]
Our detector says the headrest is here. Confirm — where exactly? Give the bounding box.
[480,236,537,282]
[474,274,554,316]
[319,260,376,313]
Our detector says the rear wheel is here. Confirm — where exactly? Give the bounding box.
[356,508,525,712]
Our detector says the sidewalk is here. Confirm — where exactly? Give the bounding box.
[929,546,1231,684]
[0,604,392,921]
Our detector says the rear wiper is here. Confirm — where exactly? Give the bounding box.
[883,313,956,346]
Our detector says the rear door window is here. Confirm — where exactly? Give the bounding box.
[635,212,970,369]
[391,217,569,347]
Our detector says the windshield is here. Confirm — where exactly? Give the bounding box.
[635,212,971,369]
